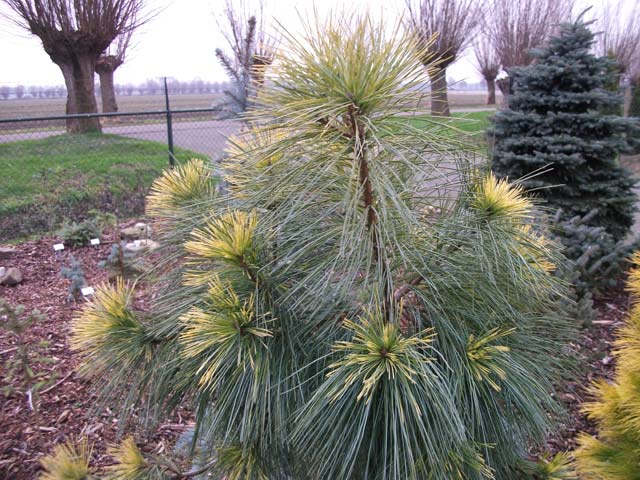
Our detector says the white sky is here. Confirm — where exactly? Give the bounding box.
[0,0,624,88]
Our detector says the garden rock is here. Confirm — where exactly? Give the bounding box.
[1,267,23,286]
[0,247,16,260]
[120,223,152,241]
[123,239,160,255]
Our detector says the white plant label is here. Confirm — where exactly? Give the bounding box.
[81,286,95,296]
[134,240,141,247]
[90,238,100,246]
[53,243,64,251]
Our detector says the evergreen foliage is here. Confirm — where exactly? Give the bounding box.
[61,256,87,303]
[574,252,640,479]
[71,14,575,480]
[58,219,102,247]
[98,241,143,282]
[552,209,637,297]
[490,19,638,242]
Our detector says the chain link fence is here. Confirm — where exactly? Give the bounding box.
[0,105,240,241]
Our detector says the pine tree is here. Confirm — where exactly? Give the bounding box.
[574,252,640,480]
[71,14,575,480]
[490,19,638,241]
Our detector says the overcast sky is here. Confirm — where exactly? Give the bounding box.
[0,0,620,88]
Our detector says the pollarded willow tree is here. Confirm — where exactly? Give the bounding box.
[95,31,132,113]
[405,0,480,116]
[71,14,575,480]
[486,0,573,103]
[3,0,146,132]
[474,31,500,105]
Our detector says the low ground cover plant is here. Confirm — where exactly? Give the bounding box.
[68,14,575,480]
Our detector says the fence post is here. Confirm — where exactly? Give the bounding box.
[164,77,175,167]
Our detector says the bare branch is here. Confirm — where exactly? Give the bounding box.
[473,33,499,81]
[486,0,574,69]
[593,0,640,75]
[405,0,480,69]
[214,0,279,115]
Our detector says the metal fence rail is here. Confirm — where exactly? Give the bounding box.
[0,107,239,165]
[0,100,240,241]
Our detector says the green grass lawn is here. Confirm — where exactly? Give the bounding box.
[0,133,208,240]
[403,110,493,137]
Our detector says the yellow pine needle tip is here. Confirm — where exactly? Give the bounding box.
[185,210,258,264]
[146,158,215,217]
[472,173,532,221]
[106,437,147,479]
[39,438,92,480]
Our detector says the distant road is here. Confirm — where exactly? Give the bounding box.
[0,119,241,160]
[0,107,494,158]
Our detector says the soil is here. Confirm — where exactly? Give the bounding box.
[0,232,630,478]
[0,230,192,479]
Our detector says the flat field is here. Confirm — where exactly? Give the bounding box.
[0,90,497,120]
[0,93,224,120]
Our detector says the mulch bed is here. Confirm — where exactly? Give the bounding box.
[0,231,192,479]
[0,232,631,478]
[546,289,628,454]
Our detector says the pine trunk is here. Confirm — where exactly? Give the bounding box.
[429,68,450,117]
[98,68,118,113]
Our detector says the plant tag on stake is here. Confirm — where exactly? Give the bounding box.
[81,286,95,297]
[90,238,100,246]
[53,243,64,252]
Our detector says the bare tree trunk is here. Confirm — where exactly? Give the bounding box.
[66,53,102,133]
[429,67,450,116]
[497,77,510,108]
[58,63,76,121]
[486,77,496,105]
[97,68,118,113]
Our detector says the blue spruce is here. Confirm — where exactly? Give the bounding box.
[490,18,639,242]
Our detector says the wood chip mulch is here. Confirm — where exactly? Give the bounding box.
[0,235,631,478]
[0,233,192,479]
[546,289,628,455]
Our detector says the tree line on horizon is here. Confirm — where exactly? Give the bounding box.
[0,79,236,102]
[2,0,639,132]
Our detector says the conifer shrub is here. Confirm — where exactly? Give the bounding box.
[490,19,638,242]
[71,14,575,480]
[574,252,640,479]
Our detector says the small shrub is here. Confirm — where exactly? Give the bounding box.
[574,252,640,479]
[0,299,48,412]
[58,219,101,247]
[553,209,637,296]
[87,209,118,231]
[61,256,87,303]
[98,241,143,282]
[39,438,92,480]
